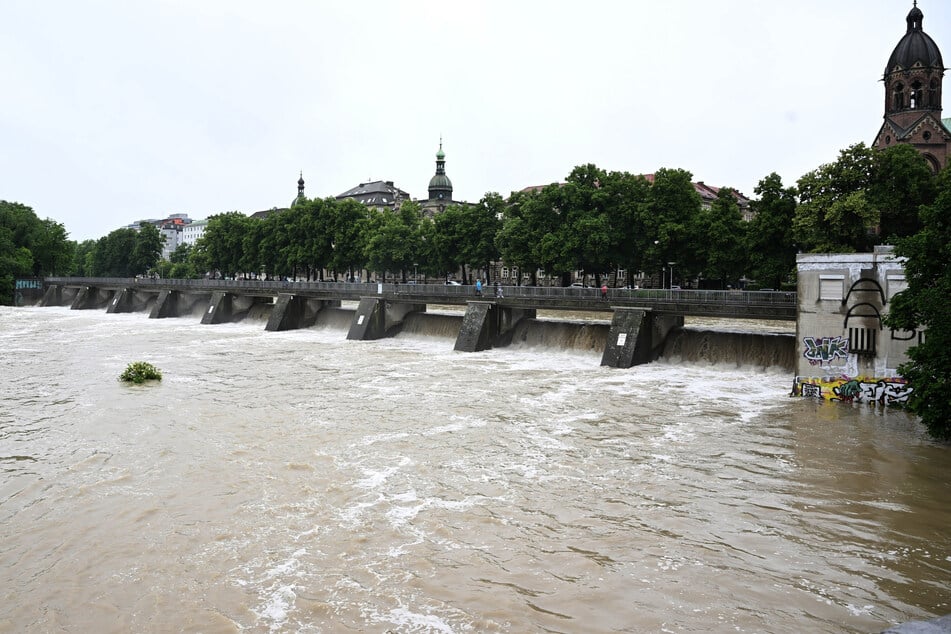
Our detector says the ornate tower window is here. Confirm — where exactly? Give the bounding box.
[893,82,905,110]
[911,80,923,108]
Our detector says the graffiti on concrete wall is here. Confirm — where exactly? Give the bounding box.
[795,375,913,406]
[802,336,849,366]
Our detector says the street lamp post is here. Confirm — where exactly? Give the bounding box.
[668,262,676,289]
[414,263,418,284]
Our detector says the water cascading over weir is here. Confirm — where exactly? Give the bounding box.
[34,278,797,370]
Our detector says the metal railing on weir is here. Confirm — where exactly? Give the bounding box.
[45,276,797,320]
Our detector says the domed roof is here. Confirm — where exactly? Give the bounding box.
[429,173,452,190]
[885,4,944,74]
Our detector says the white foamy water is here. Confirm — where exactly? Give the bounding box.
[0,306,948,633]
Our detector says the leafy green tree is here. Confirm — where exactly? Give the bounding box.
[30,218,73,276]
[459,193,503,282]
[296,198,334,280]
[202,212,249,278]
[164,243,199,279]
[884,166,951,440]
[746,173,798,289]
[366,202,421,282]
[131,223,164,275]
[696,187,748,287]
[91,228,138,276]
[869,143,937,241]
[0,201,74,302]
[794,143,878,253]
[0,229,32,304]
[601,171,652,285]
[330,198,370,281]
[496,189,548,286]
[432,205,469,281]
[645,168,703,285]
[550,165,614,285]
[70,239,97,276]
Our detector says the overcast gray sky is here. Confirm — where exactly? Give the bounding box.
[2,1,946,242]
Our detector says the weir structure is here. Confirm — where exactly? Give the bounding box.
[36,277,796,368]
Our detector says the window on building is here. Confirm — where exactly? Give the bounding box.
[501,267,509,279]
[893,83,904,110]
[819,275,844,301]
[849,327,877,356]
[886,275,907,300]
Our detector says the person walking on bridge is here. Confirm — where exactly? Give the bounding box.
[495,281,503,298]
[601,284,608,301]
[475,279,482,296]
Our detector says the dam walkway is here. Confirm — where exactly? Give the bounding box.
[38,277,797,368]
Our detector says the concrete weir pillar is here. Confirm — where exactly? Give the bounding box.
[70,286,110,310]
[106,288,135,314]
[454,302,495,352]
[600,308,683,368]
[454,302,536,352]
[347,297,424,340]
[201,291,233,325]
[39,284,62,307]
[149,290,179,319]
[266,294,339,331]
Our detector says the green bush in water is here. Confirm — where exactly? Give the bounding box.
[119,361,162,384]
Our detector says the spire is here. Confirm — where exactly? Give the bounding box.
[435,138,446,173]
[907,1,923,32]
[291,171,306,208]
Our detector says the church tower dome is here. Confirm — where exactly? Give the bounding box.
[427,138,453,202]
[873,2,950,172]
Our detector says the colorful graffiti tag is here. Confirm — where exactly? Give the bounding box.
[802,336,849,366]
[795,375,913,406]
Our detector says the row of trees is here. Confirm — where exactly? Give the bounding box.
[2,140,933,303]
[165,143,928,292]
[0,201,72,304]
[179,168,756,288]
[1,199,166,304]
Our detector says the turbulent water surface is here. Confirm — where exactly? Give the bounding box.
[1,306,948,633]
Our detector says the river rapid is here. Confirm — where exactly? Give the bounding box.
[0,306,948,633]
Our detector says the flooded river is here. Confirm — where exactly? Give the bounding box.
[0,306,947,633]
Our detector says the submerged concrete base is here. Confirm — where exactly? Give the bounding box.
[600,307,683,368]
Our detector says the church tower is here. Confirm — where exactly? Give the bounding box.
[291,172,306,208]
[427,138,453,205]
[873,2,951,171]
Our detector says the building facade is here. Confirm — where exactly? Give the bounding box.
[336,180,410,212]
[793,247,917,406]
[872,2,951,171]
